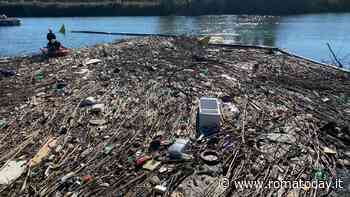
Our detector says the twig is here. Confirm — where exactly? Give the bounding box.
[241,98,248,144]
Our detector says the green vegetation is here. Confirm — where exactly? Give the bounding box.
[1,0,350,16]
[184,0,350,15]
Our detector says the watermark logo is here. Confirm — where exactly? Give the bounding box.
[231,179,344,190]
[220,177,230,189]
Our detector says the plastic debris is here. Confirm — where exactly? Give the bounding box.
[84,58,102,65]
[83,175,93,183]
[30,137,58,167]
[61,172,75,183]
[55,81,67,90]
[209,36,224,44]
[201,68,209,76]
[322,97,330,102]
[103,144,114,154]
[168,139,189,159]
[136,156,152,166]
[0,119,7,129]
[323,147,337,154]
[154,185,167,193]
[149,175,161,185]
[75,68,90,74]
[0,160,27,185]
[221,95,232,103]
[127,156,135,163]
[89,119,107,125]
[159,166,168,173]
[221,102,240,119]
[100,182,110,187]
[91,103,105,113]
[198,97,221,136]
[312,168,328,181]
[80,97,97,107]
[337,159,350,166]
[143,160,161,171]
[0,69,16,77]
[34,70,44,81]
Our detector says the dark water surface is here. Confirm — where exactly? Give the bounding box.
[0,14,349,68]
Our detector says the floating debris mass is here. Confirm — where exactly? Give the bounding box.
[0,36,349,196]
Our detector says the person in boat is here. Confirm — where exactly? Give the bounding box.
[46,28,61,53]
[47,28,56,41]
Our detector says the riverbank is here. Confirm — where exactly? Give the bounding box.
[0,36,349,196]
[0,2,163,17]
[1,0,350,17]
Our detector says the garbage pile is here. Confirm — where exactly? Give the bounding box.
[0,36,349,196]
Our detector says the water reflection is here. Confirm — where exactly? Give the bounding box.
[233,22,277,46]
[156,14,349,68]
[156,15,279,46]
[276,14,350,67]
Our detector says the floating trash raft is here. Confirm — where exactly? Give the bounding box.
[0,36,349,196]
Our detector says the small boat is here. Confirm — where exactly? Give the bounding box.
[40,46,70,57]
[0,17,21,26]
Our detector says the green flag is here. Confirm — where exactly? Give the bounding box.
[59,24,66,35]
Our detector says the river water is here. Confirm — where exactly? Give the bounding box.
[0,14,349,68]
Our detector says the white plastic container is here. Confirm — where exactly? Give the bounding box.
[168,138,189,159]
[198,97,221,136]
